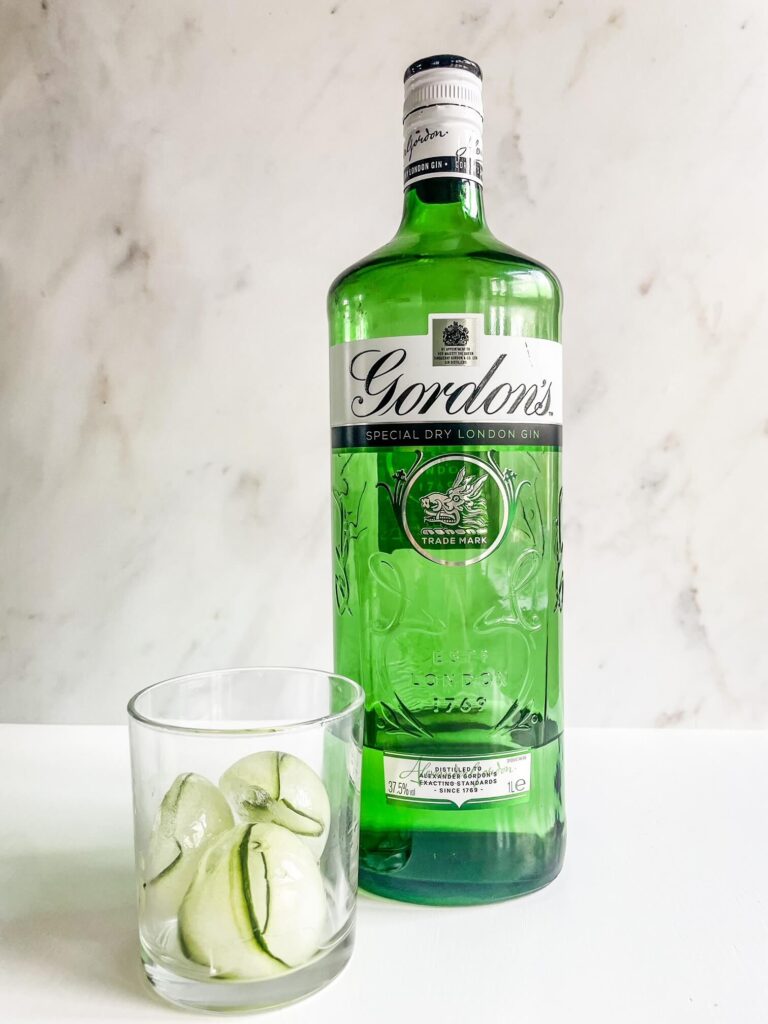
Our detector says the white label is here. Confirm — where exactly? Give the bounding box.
[384,753,531,808]
[404,107,483,187]
[330,326,562,446]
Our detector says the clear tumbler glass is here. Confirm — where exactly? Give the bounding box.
[128,668,364,1013]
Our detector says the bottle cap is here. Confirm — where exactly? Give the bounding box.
[403,54,483,121]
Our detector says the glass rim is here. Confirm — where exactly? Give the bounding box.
[126,665,365,737]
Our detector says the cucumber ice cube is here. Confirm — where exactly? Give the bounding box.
[220,752,331,858]
[178,822,327,979]
[143,772,234,921]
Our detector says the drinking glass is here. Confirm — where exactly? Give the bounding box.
[128,668,364,1013]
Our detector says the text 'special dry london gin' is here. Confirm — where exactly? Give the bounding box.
[328,55,565,905]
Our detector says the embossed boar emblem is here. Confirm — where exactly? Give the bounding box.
[420,466,489,528]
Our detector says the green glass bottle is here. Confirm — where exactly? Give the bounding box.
[328,54,564,905]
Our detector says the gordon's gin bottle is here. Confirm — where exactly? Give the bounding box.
[328,55,565,904]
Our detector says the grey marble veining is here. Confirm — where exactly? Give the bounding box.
[0,0,766,724]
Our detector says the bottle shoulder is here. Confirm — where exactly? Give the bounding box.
[328,213,562,343]
[328,231,561,304]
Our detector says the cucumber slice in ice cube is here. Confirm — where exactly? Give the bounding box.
[144,772,234,920]
[178,822,327,979]
[220,752,331,858]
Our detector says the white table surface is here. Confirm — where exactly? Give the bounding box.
[0,726,765,1023]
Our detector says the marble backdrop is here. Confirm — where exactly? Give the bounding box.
[0,0,765,725]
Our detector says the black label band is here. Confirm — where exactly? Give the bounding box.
[404,155,483,185]
[332,421,562,449]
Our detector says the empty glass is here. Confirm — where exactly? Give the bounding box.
[128,668,364,1013]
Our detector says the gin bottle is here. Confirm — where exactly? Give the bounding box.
[328,55,565,905]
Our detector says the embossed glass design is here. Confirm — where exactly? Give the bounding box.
[128,668,363,1013]
[328,79,565,904]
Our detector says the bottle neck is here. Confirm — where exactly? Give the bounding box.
[400,99,486,239]
[400,177,486,236]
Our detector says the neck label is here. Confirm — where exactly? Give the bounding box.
[403,109,483,188]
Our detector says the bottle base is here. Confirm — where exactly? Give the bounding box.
[359,825,565,906]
